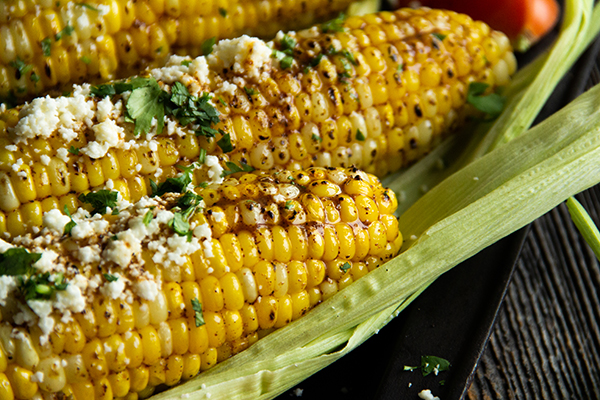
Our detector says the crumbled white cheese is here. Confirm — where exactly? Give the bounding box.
[5,145,17,151]
[205,155,224,185]
[135,280,159,301]
[40,154,51,165]
[33,250,59,273]
[208,35,273,80]
[0,276,17,306]
[42,209,71,234]
[212,211,225,222]
[27,300,54,345]
[100,276,127,300]
[293,388,304,397]
[219,81,238,96]
[418,389,440,400]
[190,57,210,84]
[82,119,123,159]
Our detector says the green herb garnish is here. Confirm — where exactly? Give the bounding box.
[55,24,74,41]
[77,2,99,11]
[9,58,33,79]
[217,133,233,153]
[0,248,41,277]
[420,355,450,377]
[103,273,118,282]
[201,37,216,56]
[143,210,154,226]
[68,145,80,155]
[63,205,76,235]
[219,7,227,17]
[41,37,52,57]
[191,298,205,327]
[356,129,365,141]
[432,32,447,41]
[221,161,254,177]
[466,82,506,117]
[285,201,293,210]
[321,13,346,33]
[78,190,119,215]
[340,262,351,272]
[244,87,258,96]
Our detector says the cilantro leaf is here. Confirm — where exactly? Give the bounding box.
[80,55,91,64]
[126,79,166,136]
[280,34,297,52]
[77,2,99,11]
[340,262,351,272]
[340,49,357,65]
[356,129,366,141]
[0,248,41,276]
[285,200,293,210]
[90,84,116,98]
[178,191,203,210]
[143,210,154,226]
[420,355,450,376]
[432,32,447,41]
[55,25,74,41]
[467,82,506,117]
[169,212,191,236]
[181,60,192,67]
[191,298,205,327]
[309,53,324,68]
[218,7,227,17]
[198,148,207,164]
[221,161,254,177]
[403,365,418,371]
[201,37,216,56]
[41,37,52,57]
[321,13,346,33]
[244,87,258,96]
[78,190,118,215]
[311,133,322,142]
[9,58,33,80]
[21,272,67,301]
[103,273,118,282]
[63,205,76,236]
[68,145,80,155]
[280,56,294,69]
[151,164,198,197]
[217,133,233,153]
[30,73,40,83]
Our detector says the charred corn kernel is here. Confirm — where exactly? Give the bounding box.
[1,0,357,99]
[0,167,400,399]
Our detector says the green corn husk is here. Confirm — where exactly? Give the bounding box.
[566,197,600,261]
[150,1,600,398]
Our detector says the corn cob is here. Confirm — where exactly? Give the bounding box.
[0,0,357,101]
[0,8,516,238]
[0,166,402,400]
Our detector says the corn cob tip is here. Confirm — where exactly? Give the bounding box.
[0,166,401,400]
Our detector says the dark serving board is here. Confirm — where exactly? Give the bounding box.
[277,2,600,399]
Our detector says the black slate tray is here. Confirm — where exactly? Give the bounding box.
[277,2,600,399]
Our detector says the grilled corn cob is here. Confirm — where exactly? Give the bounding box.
[0,0,357,101]
[0,166,402,400]
[0,8,516,237]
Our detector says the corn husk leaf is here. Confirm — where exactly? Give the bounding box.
[566,197,600,261]
[152,1,600,398]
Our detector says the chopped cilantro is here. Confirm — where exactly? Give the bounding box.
[103,273,118,282]
[309,53,324,68]
[151,172,191,197]
[41,37,52,57]
[55,24,74,41]
[440,380,445,386]
[78,190,118,215]
[244,86,258,96]
[321,13,346,33]
[30,73,40,83]
[125,78,166,136]
[169,212,191,237]
[217,133,233,153]
[218,7,227,17]
[311,133,322,142]
[181,60,192,67]
[403,365,418,371]
[68,145,80,155]
[221,161,254,177]
[280,56,294,69]
[63,205,76,236]
[191,298,205,327]
[77,2,99,11]
[155,46,163,53]
[467,82,506,117]
[90,83,117,97]
[397,64,404,72]
[285,201,293,210]
[21,272,68,301]
[198,148,207,164]
[111,208,120,215]
[217,96,227,106]
[8,58,33,80]
[177,190,203,210]
[432,32,447,42]
[80,55,91,64]
[420,355,450,376]
[356,129,366,141]
[280,34,297,52]
[143,210,154,226]
[0,248,41,277]
[201,37,216,56]
[340,262,351,272]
